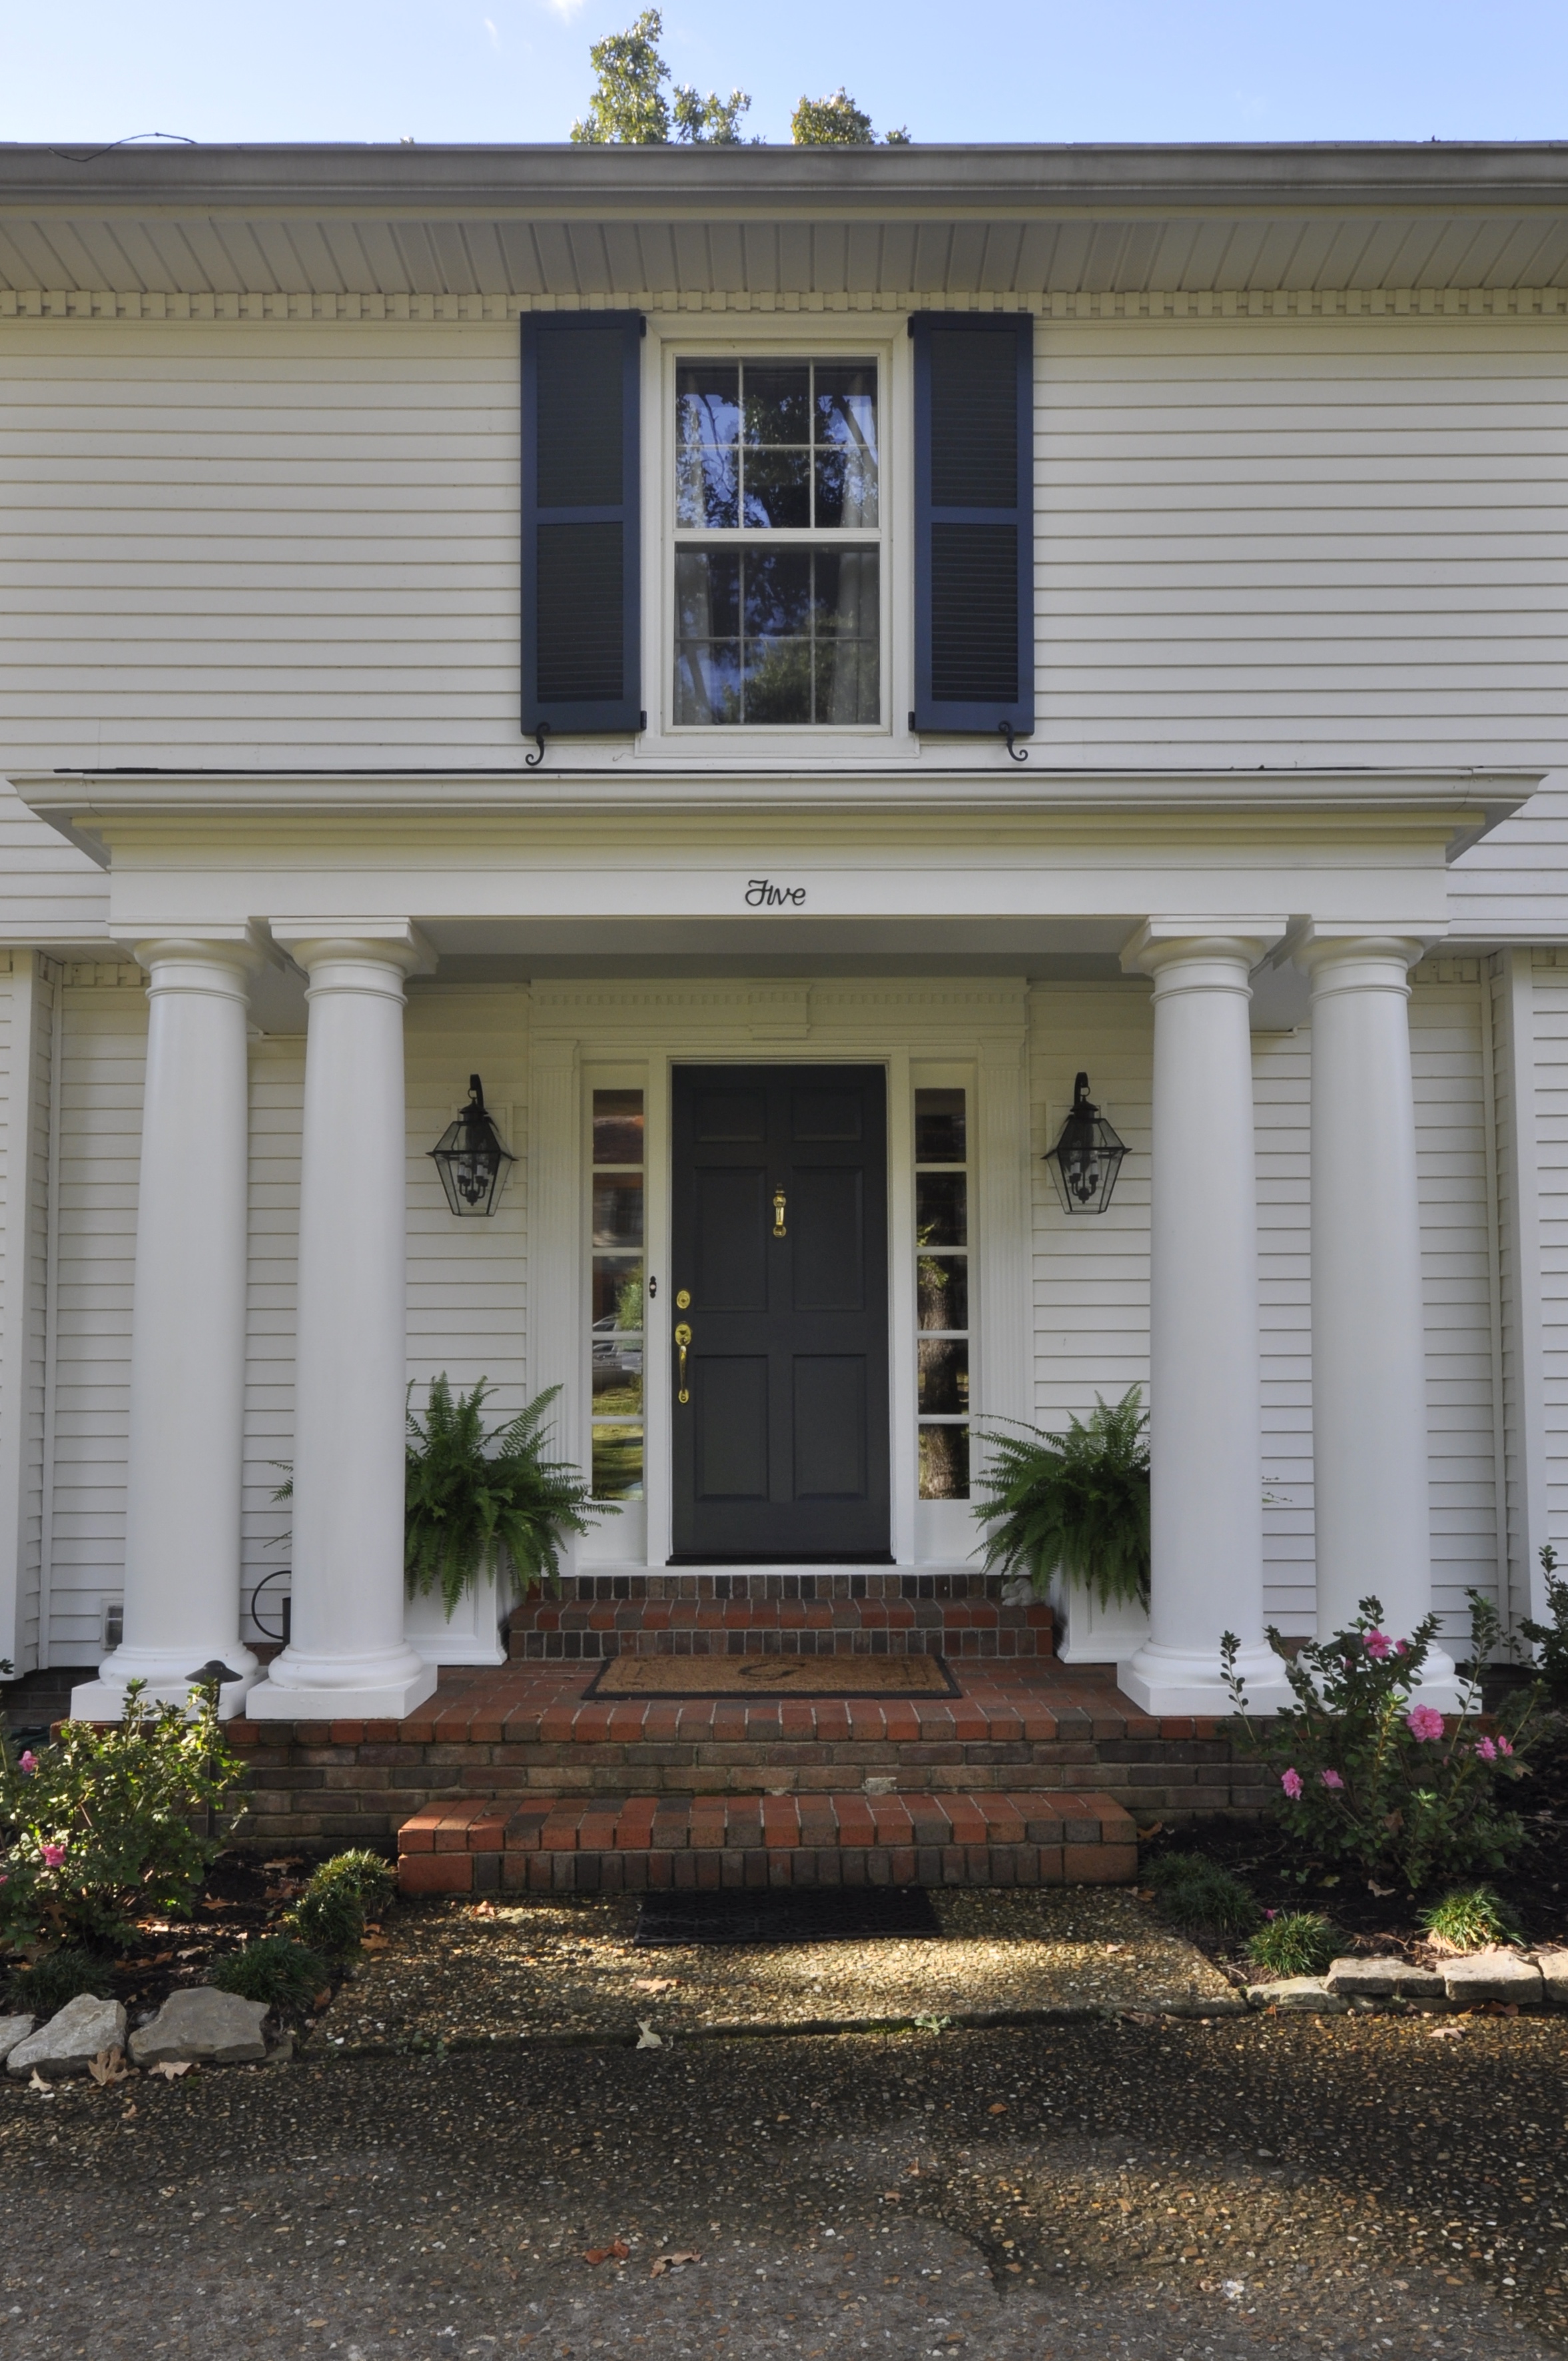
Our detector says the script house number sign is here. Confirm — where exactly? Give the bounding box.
[745,879,808,908]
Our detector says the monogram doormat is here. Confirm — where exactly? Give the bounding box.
[584,1652,959,1699]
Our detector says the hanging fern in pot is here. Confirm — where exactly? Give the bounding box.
[405,1377,613,1617]
[973,1386,1150,1608]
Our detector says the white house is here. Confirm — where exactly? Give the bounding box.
[0,140,1565,1737]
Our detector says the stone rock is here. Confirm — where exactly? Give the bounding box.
[1246,1977,1350,2013]
[1535,1948,1568,2007]
[1440,1948,1544,2006]
[129,1985,270,2068]
[7,1994,127,2078]
[1324,1955,1446,1999]
[0,2014,35,2064]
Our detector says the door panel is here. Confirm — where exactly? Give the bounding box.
[671,1063,890,1561]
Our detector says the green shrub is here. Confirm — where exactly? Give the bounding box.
[0,1682,247,1949]
[7,1947,113,2013]
[405,1378,609,1614]
[1418,1883,1523,1953]
[1519,1544,1568,1705]
[1222,1593,1538,1894]
[1147,1854,1260,1936]
[282,1849,394,1960]
[973,1388,1150,1607]
[1247,1912,1338,1980]
[208,1937,328,2018]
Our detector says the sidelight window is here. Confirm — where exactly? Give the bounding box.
[915,1086,969,1499]
[672,357,881,726]
[589,1088,645,1500]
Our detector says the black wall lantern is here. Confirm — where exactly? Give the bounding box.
[1047,1073,1126,1215]
[430,1075,516,1217]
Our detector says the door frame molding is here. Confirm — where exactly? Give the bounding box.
[528,977,1029,1572]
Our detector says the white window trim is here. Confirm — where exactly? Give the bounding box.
[637,312,917,762]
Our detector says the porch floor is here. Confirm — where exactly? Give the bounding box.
[226,1659,1274,1879]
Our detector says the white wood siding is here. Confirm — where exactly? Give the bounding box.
[1034,315,1568,772]
[0,953,55,1669]
[1521,952,1568,1588]
[45,966,143,1663]
[0,315,1565,775]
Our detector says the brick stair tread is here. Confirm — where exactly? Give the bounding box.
[398,1788,1139,1894]
[510,1602,1053,1630]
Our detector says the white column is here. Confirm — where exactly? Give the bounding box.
[72,934,263,1721]
[1117,927,1293,1716]
[1296,927,1461,1705]
[246,927,437,1720]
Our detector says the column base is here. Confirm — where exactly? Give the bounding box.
[1399,1648,1471,1716]
[1117,1639,1296,1719]
[69,1655,260,1725]
[244,1657,438,1722]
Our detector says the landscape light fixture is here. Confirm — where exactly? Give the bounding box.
[1046,1073,1126,1215]
[429,1074,516,1217]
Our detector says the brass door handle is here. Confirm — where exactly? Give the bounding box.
[674,1321,691,1404]
[772,1188,787,1238]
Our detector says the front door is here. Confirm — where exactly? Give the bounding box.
[670,1064,890,1562]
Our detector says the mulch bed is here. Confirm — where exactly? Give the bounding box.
[1142,1714,1568,1984]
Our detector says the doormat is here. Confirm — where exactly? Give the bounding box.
[584,1652,959,1699]
[633,1885,943,1947]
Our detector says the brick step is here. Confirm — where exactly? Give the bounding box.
[506,1595,1054,1661]
[397,1789,1139,1896]
[536,1570,1013,1602]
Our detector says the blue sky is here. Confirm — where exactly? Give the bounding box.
[3,0,1567,149]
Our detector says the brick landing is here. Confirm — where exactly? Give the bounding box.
[398,1789,1138,1896]
[228,1659,1272,1857]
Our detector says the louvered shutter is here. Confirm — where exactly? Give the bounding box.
[911,312,1034,737]
[520,312,643,737]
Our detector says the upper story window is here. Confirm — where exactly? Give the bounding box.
[672,358,881,727]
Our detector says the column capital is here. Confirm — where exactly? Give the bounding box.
[270,919,437,978]
[1286,921,1443,977]
[1120,918,1286,979]
[115,921,273,980]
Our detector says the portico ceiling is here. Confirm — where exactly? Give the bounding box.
[3,143,1568,300]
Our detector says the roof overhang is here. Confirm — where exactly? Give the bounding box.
[4,142,1568,301]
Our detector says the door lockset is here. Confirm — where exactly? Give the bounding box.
[674,1321,692,1404]
[772,1188,787,1238]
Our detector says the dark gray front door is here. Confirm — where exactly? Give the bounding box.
[670,1064,891,1562]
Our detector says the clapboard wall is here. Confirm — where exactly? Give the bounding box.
[0,310,1565,775]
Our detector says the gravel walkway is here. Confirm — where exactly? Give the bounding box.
[314,1889,1238,2051]
[2,2011,1563,2360]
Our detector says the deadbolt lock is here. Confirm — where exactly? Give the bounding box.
[675,1288,691,1310]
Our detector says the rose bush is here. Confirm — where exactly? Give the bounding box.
[0,1679,247,1949]
[1222,1594,1538,1893]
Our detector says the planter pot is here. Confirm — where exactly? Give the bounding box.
[403,1560,510,1667]
[1049,1570,1151,1665]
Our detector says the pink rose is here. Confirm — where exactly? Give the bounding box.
[39,1841,66,1868]
[17,1750,37,1774]
[1281,1767,1304,1800]
[1405,1705,1446,1743]
[1496,1735,1514,1757]
[1320,1768,1346,1789]
[1364,1631,1393,1660]
[1475,1735,1498,1762]
[1394,1639,1410,1655]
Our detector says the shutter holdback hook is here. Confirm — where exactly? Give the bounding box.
[526,721,552,769]
[998,721,1029,763]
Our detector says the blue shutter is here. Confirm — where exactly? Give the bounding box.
[521,312,643,737]
[911,312,1034,738]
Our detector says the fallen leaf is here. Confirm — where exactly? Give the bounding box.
[202,1898,236,1911]
[987,2102,1008,2115]
[650,2250,701,2278]
[584,2240,630,2266]
[1427,2025,1465,2041]
[1368,1879,1396,1897]
[361,1935,390,1953]
[631,1977,677,1994]
[472,1901,497,1919]
[121,2103,138,2119]
[635,2019,663,2050]
[312,1989,333,2011]
[176,1948,202,1961]
[149,2059,193,2080]
[87,2047,132,2087]
[27,2069,52,2093]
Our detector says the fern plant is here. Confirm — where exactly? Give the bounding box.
[973,1386,1150,1608]
[404,1378,611,1617]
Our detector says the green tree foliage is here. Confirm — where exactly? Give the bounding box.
[572,9,750,147]
[973,1387,1151,1608]
[791,88,909,145]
